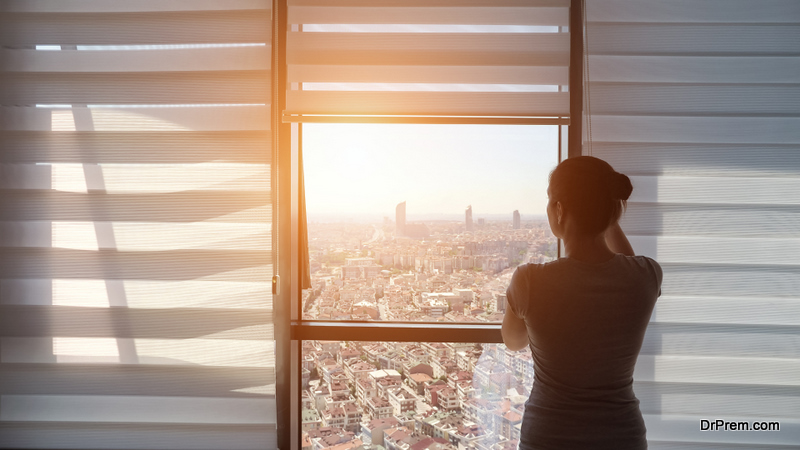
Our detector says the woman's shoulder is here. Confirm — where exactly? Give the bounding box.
[510,260,571,288]
[618,255,664,292]
[623,255,662,276]
[514,259,567,276]
[629,254,660,266]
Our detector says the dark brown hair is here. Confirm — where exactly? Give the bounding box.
[549,156,633,235]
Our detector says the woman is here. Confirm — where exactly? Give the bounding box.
[502,156,662,449]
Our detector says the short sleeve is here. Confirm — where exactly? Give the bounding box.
[642,256,663,298]
[506,263,534,319]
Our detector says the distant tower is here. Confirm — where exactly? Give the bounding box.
[396,201,406,237]
[465,205,474,232]
[513,210,521,229]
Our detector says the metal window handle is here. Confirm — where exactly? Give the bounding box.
[272,275,280,295]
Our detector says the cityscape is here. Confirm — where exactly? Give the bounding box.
[301,202,557,449]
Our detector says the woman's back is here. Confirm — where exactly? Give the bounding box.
[507,254,662,449]
[500,156,662,448]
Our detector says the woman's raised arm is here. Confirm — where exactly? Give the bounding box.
[605,222,635,256]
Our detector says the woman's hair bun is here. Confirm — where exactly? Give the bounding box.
[549,156,633,235]
[612,172,633,201]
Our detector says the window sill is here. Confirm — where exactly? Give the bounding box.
[291,320,502,343]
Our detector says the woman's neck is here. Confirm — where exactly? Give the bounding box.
[563,232,616,263]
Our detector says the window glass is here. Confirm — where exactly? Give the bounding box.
[301,340,531,448]
[303,124,558,323]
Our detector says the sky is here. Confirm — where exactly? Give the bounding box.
[303,123,559,221]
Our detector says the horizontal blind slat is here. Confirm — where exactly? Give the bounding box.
[641,322,800,358]
[590,116,800,144]
[0,163,270,193]
[3,337,275,367]
[289,5,568,25]
[587,84,800,116]
[658,262,800,298]
[650,296,800,326]
[587,23,800,55]
[0,131,270,164]
[0,191,270,223]
[627,175,800,205]
[634,381,800,418]
[1,48,270,73]
[288,32,569,54]
[0,11,271,45]
[286,91,569,116]
[0,363,275,397]
[0,106,271,132]
[0,0,270,13]
[588,56,800,83]
[290,64,567,85]
[0,248,271,280]
[586,0,800,23]
[290,49,568,67]
[3,72,271,105]
[289,0,569,8]
[0,422,276,450]
[1,422,276,450]
[1,395,276,424]
[1,279,270,309]
[0,306,273,339]
[633,355,800,386]
[622,204,800,238]
[0,221,270,252]
[590,143,800,177]
[628,235,800,265]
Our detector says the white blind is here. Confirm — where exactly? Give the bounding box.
[585,1,800,447]
[285,0,570,118]
[0,1,276,449]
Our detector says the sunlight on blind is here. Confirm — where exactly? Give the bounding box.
[286,0,570,118]
[586,0,800,447]
[0,1,275,449]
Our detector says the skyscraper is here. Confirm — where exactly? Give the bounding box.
[513,210,521,229]
[396,201,406,237]
[465,205,473,232]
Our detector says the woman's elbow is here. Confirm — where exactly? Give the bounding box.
[503,335,528,352]
[501,318,529,351]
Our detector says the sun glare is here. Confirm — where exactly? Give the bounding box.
[303,124,558,221]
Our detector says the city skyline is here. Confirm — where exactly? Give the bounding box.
[303,123,558,217]
[308,209,549,224]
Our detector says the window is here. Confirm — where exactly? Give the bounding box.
[290,124,566,447]
[281,2,800,449]
[278,1,574,448]
[296,122,557,446]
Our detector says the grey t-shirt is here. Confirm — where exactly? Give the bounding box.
[507,254,662,450]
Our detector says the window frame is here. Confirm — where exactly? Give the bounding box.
[273,1,585,448]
